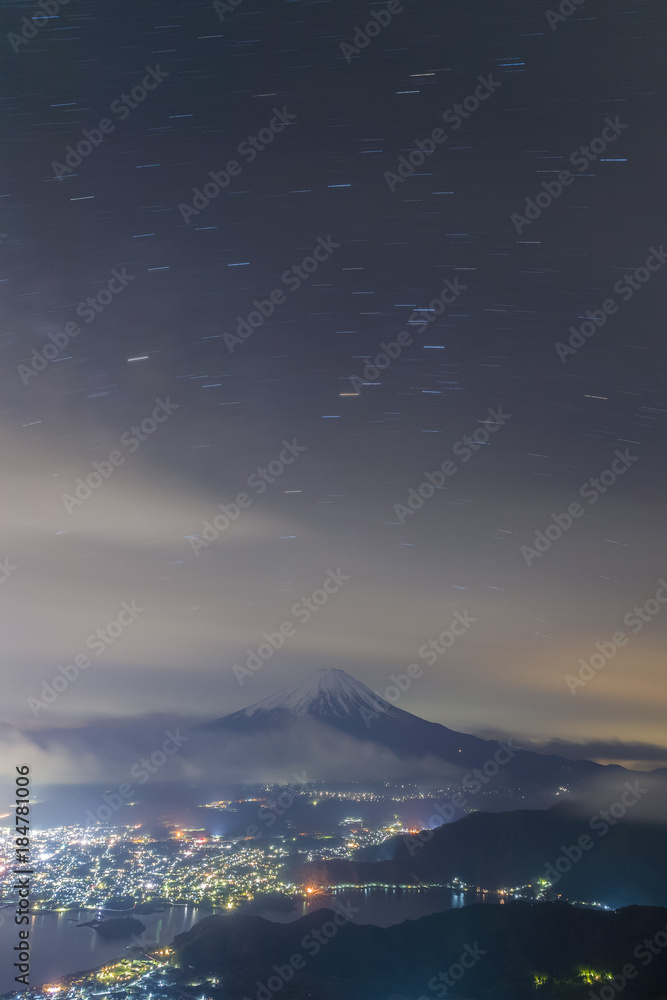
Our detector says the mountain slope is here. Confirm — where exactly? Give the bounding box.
[222,667,401,724]
[172,901,667,999]
[203,668,621,805]
[293,802,667,908]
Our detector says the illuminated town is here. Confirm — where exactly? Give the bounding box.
[0,779,614,1000]
[0,781,537,911]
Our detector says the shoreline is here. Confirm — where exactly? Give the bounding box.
[0,948,168,999]
[0,889,600,997]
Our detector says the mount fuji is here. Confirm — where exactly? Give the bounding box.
[220,668,403,724]
[202,668,626,806]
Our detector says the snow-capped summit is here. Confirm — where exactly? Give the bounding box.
[225,668,394,723]
[202,667,614,807]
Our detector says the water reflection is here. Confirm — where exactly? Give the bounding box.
[0,905,209,995]
[262,886,498,927]
[0,888,500,993]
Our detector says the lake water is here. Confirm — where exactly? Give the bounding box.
[0,888,497,994]
[0,904,209,996]
[263,886,497,925]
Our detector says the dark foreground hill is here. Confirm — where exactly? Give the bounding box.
[293,804,667,909]
[172,901,667,1000]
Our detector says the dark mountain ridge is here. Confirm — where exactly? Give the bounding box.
[293,802,667,909]
[172,900,667,999]
[202,668,657,807]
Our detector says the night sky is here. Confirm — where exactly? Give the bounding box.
[2,0,667,787]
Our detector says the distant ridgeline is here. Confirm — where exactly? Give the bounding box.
[294,804,667,910]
